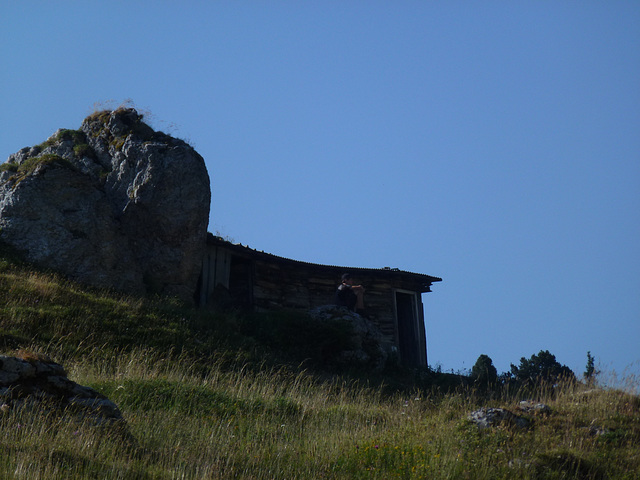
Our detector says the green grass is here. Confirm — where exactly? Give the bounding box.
[0,154,76,177]
[0,251,638,479]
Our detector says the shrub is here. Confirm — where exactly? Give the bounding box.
[470,354,497,389]
[239,310,355,369]
[55,128,86,144]
[0,162,18,173]
[510,349,576,386]
[73,143,95,159]
[17,154,75,176]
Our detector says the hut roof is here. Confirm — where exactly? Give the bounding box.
[207,234,442,292]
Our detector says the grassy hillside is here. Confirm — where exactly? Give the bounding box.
[0,248,638,479]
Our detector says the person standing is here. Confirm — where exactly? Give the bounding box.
[334,273,365,313]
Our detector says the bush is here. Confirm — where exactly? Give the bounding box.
[470,354,497,389]
[239,310,355,368]
[510,349,576,386]
[73,143,95,159]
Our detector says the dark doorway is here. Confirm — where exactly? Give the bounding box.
[229,257,253,308]
[395,291,419,367]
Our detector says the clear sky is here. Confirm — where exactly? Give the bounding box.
[2,2,639,383]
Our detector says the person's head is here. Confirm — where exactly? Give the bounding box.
[341,273,353,285]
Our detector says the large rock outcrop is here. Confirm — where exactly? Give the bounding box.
[0,108,210,301]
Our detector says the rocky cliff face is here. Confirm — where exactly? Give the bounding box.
[0,108,211,301]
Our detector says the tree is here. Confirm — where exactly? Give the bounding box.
[584,351,598,384]
[470,354,498,389]
[510,350,575,385]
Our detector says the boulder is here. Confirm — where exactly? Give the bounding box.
[309,305,391,371]
[0,108,211,301]
[468,407,531,430]
[0,353,123,426]
[516,400,551,415]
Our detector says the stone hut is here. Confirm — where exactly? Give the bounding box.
[198,234,441,367]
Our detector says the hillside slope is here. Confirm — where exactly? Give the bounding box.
[1,249,638,479]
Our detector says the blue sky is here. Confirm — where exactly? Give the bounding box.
[2,2,639,382]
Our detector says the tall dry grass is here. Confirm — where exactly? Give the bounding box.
[1,346,638,479]
[0,259,638,478]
